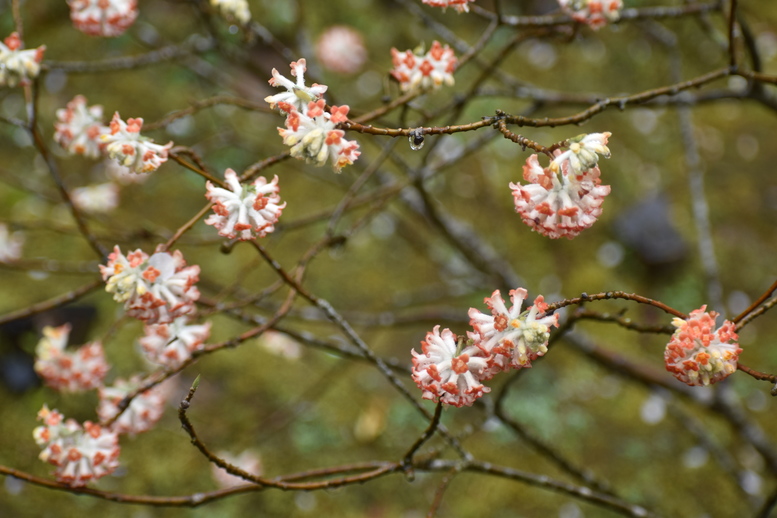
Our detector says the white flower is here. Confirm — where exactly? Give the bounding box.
[54,95,109,158]
[0,32,45,88]
[265,59,328,112]
[411,326,491,407]
[390,41,457,92]
[68,0,138,37]
[558,0,623,30]
[34,324,109,392]
[277,101,360,172]
[205,169,286,240]
[101,113,173,174]
[210,0,251,25]
[97,376,169,435]
[316,26,367,75]
[72,183,120,213]
[0,223,24,262]
[550,132,611,176]
[33,405,120,487]
[139,316,211,368]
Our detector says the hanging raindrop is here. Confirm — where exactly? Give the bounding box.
[408,129,425,150]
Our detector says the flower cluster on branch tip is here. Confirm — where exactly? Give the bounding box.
[34,324,109,392]
[412,288,558,407]
[421,0,476,14]
[54,95,109,159]
[99,246,201,325]
[266,59,361,172]
[101,113,173,174]
[68,0,139,37]
[97,376,169,436]
[664,306,742,387]
[205,169,286,240]
[390,41,457,93]
[510,132,612,239]
[33,405,121,487]
[0,32,45,88]
[139,316,212,369]
[558,0,624,30]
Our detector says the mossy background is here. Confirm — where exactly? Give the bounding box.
[2,0,777,516]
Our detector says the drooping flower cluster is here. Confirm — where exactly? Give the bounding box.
[277,99,361,172]
[139,316,211,368]
[68,0,139,37]
[0,223,24,262]
[34,324,109,392]
[558,0,623,30]
[0,32,45,88]
[510,132,612,239]
[99,246,201,325]
[33,405,120,487]
[664,306,742,387]
[412,288,558,407]
[101,113,173,174]
[210,0,251,25]
[97,376,168,435]
[266,59,360,172]
[390,41,457,93]
[421,0,476,13]
[54,95,109,158]
[316,26,367,75]
[205,169,286,240]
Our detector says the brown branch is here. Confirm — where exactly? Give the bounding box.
[733,278,777,324]
[546,291,687,319]
[0,279,102,326]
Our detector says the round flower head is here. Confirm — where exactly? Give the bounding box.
[422,0,476,13]
[34,324,109,392]
[205,169,286,240]
[97,376,169,435]
[68,0,138,37]
[101,113,173,174]
[411,325,491,407]
[99,246,201,325]
[54,95,109,158]
[558,0,623,30]
[0,32,46,87]
[210,0,251,25]
[468,288,559,375]
[316,26,367,75]
[139,316,211,368]
[33,405,120,487]
[664,306,741,387]
[265,59,328,112]
[277,100,360,172]
[0,223,24,262]
[510,150,611,239]
[390,41,457,93]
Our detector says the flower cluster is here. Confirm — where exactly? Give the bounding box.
[210,0,251,25]
[54,95,108,158]
[316,26,367,75]
[0,32,45,88]
[664,306,742,387]
[205,169,286,240]
[510,133,612,239]
[68,0,139,37]
[421,0,476,13]
[266,60,360,172]
[101,113,173,174]
[0,223,24,262]
[390,41,457,93]
[558,0,623,30]
[34,324,109,392]
[99,246,201,325]
[412,288,558,407]
[97,376,168,435]
[277,99,361,172]
[33,406,120,487]
[139,316,211,368]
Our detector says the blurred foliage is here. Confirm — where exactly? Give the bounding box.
[2,0,777,517]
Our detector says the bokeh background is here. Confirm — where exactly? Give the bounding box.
[2,0,777,516]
